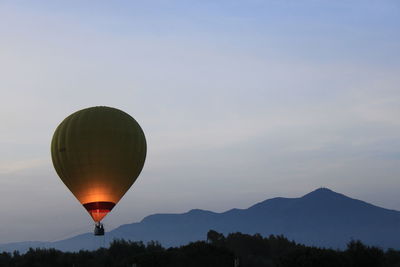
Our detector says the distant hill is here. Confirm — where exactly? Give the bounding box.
[2,188,400,252]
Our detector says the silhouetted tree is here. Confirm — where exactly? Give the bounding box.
[2,231,400,267]
[207,229,225,244]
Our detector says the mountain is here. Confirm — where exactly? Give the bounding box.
[2,188,400,252]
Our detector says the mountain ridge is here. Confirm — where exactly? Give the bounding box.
[2,188,400,252]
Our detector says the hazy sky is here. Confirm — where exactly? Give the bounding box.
[1,0,399,243]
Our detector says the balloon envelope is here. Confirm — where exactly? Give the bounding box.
[51,106,146,222]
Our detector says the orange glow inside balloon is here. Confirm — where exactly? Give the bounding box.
[88,209,111,222]
[83,201,116,222]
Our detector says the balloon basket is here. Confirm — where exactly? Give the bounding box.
[94,222,105,236]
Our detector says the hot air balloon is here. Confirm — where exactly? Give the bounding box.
[51,106,146,235]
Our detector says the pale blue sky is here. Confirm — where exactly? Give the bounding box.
[0,0,399,243]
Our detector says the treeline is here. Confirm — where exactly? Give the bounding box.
[207,230,400,267]
[1,231,400,267]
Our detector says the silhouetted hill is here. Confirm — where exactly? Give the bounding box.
[2,188,400,252]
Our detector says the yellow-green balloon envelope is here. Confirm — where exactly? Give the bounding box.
[51,106,146,222]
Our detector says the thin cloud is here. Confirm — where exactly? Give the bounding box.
[0,158,48,174]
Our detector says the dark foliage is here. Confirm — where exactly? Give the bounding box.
[1,231,400,267]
